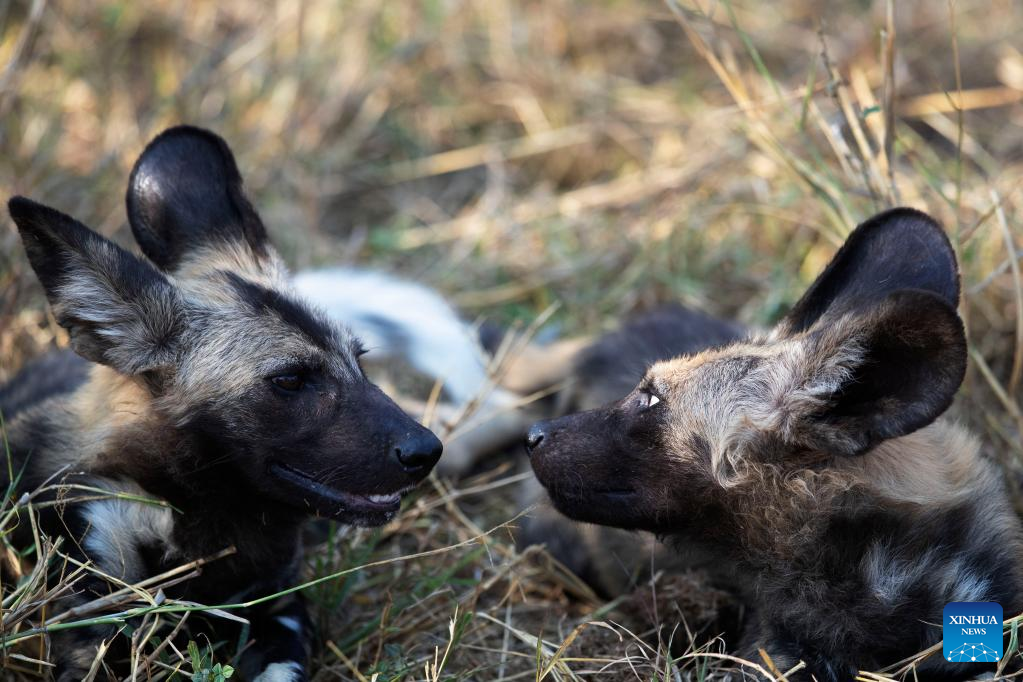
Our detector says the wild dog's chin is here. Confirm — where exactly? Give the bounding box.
[529,446,650,529]
[267,461,415,526]
[540,483,649,531]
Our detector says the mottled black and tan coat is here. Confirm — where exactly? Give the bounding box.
[1,127,442,681]
[526,209,1023,681]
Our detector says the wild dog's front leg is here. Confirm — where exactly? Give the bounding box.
[244,592,312,682]
[43,487,158,680]
[53,629,114,682]
[739,625,854,682]
[50,574,125,681]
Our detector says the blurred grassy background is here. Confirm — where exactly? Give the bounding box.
[1,0,1022,679]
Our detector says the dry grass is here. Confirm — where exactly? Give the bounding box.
[1,0,1021,679]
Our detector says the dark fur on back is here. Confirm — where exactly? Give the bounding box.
[566,304,745,411]
[0,350,88,421]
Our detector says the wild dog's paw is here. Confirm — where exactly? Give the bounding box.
[253,660,307,682]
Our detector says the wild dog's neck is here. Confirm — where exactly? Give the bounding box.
[63,366,273,515]
[61,365,165,472]
[839,419,984,507]
[707,420,991,568]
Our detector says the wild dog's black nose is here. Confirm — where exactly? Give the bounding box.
[524,423,547,456]
[394,430,443,473]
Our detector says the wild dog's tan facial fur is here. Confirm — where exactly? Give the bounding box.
[527,209,1023,682]
[34,365,154,472]
[162,271,362,420]
[3,126,443,681]
[174,240,289,291]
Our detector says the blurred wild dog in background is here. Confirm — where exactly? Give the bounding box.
[0,126,442,681]
[526,208,1023,681]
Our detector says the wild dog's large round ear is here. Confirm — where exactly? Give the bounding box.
[126,125,268,271]
[774,208,959,337]
[9,196,182,376]
[777,289,966,456]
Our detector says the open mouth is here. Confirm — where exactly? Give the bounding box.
[268,461,408,516]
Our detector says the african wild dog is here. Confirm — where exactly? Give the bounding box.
[1,126,442,681]
[525,208,1023,681]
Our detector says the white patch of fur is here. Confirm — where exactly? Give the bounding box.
[82,479,177,581]
[254,661,304,682]
[943,563,991,603]
[862,541,988,608]
[293,267,490,406]
[862,541,941,605]
[276,615,303,634]
[862,541,913,604]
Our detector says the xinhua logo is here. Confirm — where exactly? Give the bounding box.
[943,602,1003,663]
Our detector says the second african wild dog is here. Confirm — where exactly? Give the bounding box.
[525,208,1023,681]
[1,126,442,681]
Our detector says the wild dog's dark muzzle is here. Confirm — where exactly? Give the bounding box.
[524,409,654,530]
[393,428,443,474]
[356,382,443,479]
[524,412,599,460]
[524,421,548,456]
[257,381,443,524]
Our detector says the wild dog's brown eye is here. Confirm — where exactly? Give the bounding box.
[270,374,304,392]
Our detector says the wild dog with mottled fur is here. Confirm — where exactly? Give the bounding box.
[1,126,442,681]
[526,209,1023,681]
